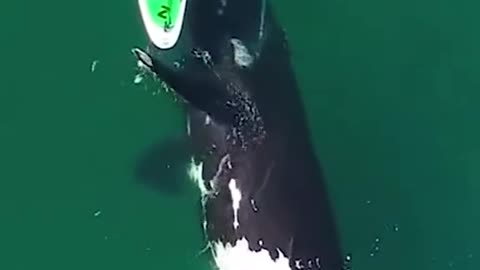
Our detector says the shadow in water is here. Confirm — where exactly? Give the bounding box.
[134,135,208,245]
[134,136,192,195]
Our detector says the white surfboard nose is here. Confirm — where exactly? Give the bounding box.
[138,0,188,49]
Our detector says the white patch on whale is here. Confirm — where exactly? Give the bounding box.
[188,154,231,198]
[250,198,259,212]
[228,178,242,229]
[258,0,266,42]
[187,158,291,270]
[212,238,291,270]
[294,259,302,269]
[230,39,254,67]
[186,115,191,136]
[212,155,230,187]
[205,115,212,125]
[217,0,227,14]
[187,158,209,196]
[192,48,213,66]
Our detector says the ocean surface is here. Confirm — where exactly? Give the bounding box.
[1,0,479,269]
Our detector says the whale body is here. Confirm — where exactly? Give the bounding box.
[133,0,344,269]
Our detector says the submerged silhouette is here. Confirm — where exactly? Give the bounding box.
[134,136,191,195]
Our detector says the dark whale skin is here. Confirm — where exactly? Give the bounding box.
[133,0,345,269]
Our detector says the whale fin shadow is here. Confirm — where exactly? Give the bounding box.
[134,136,192,195]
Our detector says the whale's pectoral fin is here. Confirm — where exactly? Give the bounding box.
[132,47,205,99]
[132,46,232,120]
[132,47,154,71]
[131,47,234,126]
[132,46,187,91]
[132,47,184,89]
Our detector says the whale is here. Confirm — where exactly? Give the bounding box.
[132,0,345,269]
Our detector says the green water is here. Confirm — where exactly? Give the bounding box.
[1,0,479,269]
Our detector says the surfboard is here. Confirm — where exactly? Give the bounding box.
[138,0,187,49]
